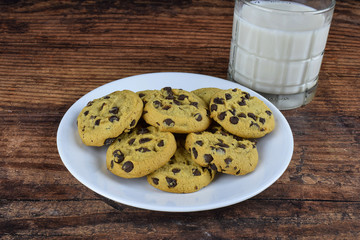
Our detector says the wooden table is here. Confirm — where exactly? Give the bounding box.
[1,0,359,239]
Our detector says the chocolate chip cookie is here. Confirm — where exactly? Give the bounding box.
[185,125,258,175]
[209,88,275,138]
[106,125,177,178]
[77,90,143,146]
[143,87,211,133]
[147,140,216,193]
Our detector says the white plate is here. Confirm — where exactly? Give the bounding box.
[57,72,293,212]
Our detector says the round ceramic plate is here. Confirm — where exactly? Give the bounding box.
[57,72,293,212]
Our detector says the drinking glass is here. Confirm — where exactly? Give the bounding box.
[228,0,335,110]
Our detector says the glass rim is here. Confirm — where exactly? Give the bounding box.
[242,0,336,15]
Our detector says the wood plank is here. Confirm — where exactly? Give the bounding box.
[1,199,359,238]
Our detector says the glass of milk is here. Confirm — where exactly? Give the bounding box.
[228,0,335,110]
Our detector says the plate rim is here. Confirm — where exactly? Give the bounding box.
[57,72,294,212]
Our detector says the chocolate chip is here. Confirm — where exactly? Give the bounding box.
[113,150,124,163]
[224,157,232,165]
[204,154,213,163]
[216,148,226,155]
[248,113,257,121]
[139,138,152,144]
[178,94,188,100]
[137,128,150,135]
[192,168,201,176]
[136,147,151,153]
[110,160,114,169]
[215,142,229,148]
[244,92,250,99]
[163,118,175,127]
[210,104,218,111]
[195,140,203,146]
[84,111,89,116]
[259,118,265,124]
[225,93,232,100]
[173,100,181,105]
[250,121,260,128]
[128,138,135,145]
[94,119,100,126]
[103,96,110,99]
[138,93,145,98]
[194,113,202,121]
[163,87,172,93]
[190,102,198,108]
[236,170,241,175]
[266,110,272,116]
[238,143,246,149]
[165,95,174,100]
[233,135,243,141]
[130,119,136,127]
[210,163,217,171]
[104,138,116,145]
[213,97,224,104]
[238,113,246,118]
[157,140,164,147]
[218,112,227,120]
[87,101,93,107]
[122,161,134,172]
[99,103,106,111]
[192,147,198,159]
[230,116,239,124]
[109,116,119,122]
[172,168,181,174]
[162,105,171,110]
[238,99,246,106]
[109,107,119,114]
[229,109,236,115]
[166,177,177,188]
[153,100,162,108]
[152,178,159,185]
[163,87,174,100]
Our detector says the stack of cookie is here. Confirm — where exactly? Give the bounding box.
[77,86,275,193]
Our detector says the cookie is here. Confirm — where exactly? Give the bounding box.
[106,125,176,178]
[143,87,211,133]
[192,87,222,106]
[77,90,143,146]
[185,125,258,175]
[209,88,275,138]
[147,140,216,193]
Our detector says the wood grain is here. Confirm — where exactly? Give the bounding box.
[1,0,359,239]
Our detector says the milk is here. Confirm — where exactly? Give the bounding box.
[228,1,333,95]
